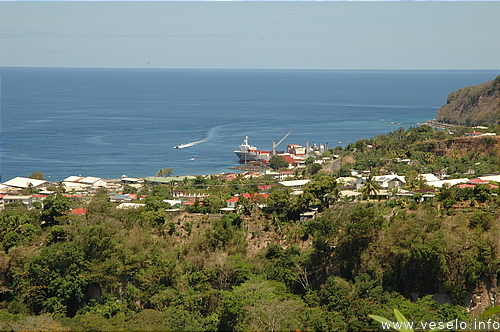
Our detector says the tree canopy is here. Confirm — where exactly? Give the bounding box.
[269,155,289,170]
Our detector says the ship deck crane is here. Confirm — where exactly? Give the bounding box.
[272,131,292,155]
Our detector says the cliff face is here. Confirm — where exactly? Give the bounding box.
[466,275,500,317]
[432,135,498,158]
[436,76,499,127]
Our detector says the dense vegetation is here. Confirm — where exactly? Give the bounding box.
[0,126,499,331]
[436,75,499,127]
[339,125,499,178]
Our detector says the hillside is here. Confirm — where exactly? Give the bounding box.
[435,75,499,127]
[0,125,499,331]
[432,135,498,158]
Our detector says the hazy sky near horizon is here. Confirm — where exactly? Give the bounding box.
[1,1,499,70]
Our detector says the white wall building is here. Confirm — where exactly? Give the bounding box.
[2,195,34,209]
[63,176,107,188]
[356,175,405,190]
[278,179,311,195]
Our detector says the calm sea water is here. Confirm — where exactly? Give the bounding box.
[1,68,498,182]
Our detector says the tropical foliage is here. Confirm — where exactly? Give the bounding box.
[0,126,498,331]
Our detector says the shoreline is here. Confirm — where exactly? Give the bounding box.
[4,121,493,183]
[417,119,459,130]
[418,119,495,132]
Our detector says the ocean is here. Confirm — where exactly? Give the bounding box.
[1,68,498,182]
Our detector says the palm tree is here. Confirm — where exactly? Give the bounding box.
[360,175,382,201]
[22,183,39,195]
[156,167,173,177]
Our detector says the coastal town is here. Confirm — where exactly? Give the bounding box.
[1,126,498,217]
[1,72,499,329]
[1,170,499,212]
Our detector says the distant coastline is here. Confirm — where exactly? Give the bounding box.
[417,119,459,130]
[418,119,496,132]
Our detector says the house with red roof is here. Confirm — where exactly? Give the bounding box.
[242,193,269,201]
[456,178,498,189]
[225,193,270,210]
[124,193,147,200]
[467,132,485,137]
[279,154,300,167]
[70,208,87,215]
[226,196,240,209]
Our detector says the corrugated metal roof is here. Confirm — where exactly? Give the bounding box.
[64,176,85,182]
[427,179,468,188]
[3,177,47,189]
[279,179,310,187]
[374,175,406,183]
[146,176,196,184]
[81,177,105,184]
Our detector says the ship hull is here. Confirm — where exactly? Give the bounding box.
[235,151,269,162]
[234,136,271,163]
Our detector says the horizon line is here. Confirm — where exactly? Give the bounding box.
[2,65,499,72]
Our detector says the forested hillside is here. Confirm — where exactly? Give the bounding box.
[436,75,499,127]
[0,126,499,331]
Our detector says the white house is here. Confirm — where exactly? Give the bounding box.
[2,195,34,209]
[278,179,311,195]
[226,196,239,210]
[356,175,405,190]
[225,193,270,210]
[376,175,406,189]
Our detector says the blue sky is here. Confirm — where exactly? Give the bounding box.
[1,1,499,70]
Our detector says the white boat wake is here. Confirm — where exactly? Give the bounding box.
[173,139,208,149]
[173,124,230,149]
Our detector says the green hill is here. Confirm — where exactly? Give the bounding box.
[436,75,499,127]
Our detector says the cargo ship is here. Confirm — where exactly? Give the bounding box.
[234,136,271,162]
[234,132,328,165]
